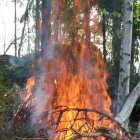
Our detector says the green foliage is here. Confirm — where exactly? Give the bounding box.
[0,56,34,88]
[0,84,20,139]
[0,65,15,88]
[99,0,113,13]
[130,66,140,92]
[133,0,140,37]
[135,103,140,111]
[17,129,34,138]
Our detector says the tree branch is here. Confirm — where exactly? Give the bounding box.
[115,81,140,124]
[69,128,120,140]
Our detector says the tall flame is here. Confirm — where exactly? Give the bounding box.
[36,43,113,139]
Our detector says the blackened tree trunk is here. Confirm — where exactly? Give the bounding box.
[111,0,121,115]
[41,0,52,57]
[117,0,133,114]
[14,0,17,57]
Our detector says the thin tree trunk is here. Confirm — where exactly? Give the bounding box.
[15,0,17,57]
[52,0,59,43]
[27,19,30,54]
[117,0,133,113]
[4,37,20,54]
[18,21,26,57]
[35,0,40,56]
[102,13,106,62]
[72,0,79,45]
[85,0,90,48]
[112,0,121,115]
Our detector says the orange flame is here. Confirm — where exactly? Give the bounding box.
[38,43,114,139]
[25,76,35,100]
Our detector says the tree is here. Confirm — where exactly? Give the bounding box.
[14,0,17,57]
[18,21,26,57]
[112,0,122,115]
[41,0,52,57]
[117,0,133,114]
[35,0,40,56]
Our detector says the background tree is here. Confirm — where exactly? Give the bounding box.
[14,0,17,57]
[117,0,133,114]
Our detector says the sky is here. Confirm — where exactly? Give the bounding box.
[0,0,15,55]
[0,0,27,55]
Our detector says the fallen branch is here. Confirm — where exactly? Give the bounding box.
[14,136,45,140]
[4,37,20,54]
[115,81,140,124]
[69,128,120,140]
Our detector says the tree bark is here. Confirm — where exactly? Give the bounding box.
[111,0,121,115]
[115,81,140,124]
[117,0,133,113]
[41,0,51,57]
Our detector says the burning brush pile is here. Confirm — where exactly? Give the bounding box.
[14,0,131,140]
[14,44,130,140]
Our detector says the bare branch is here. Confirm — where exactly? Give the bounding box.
[69,128,120,140]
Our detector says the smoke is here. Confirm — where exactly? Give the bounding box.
[30,44,58,127]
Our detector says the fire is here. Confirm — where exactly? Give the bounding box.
[15,76,35,119]
[15,44,126,139]
[25,76,35,100]
[14,1,127,139]
[37,43,114,139]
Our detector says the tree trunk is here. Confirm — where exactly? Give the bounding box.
[52,0,59,43]
[85,0,90,48]
[111,0,121,115]
[102,13,106,62]
[41,0,51,57]
[27,19,30,54]
[15,0,17,57]
[18,21,26,57]
[117,0,133,113]
[35,0,40,56]
[115,81,140,124]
